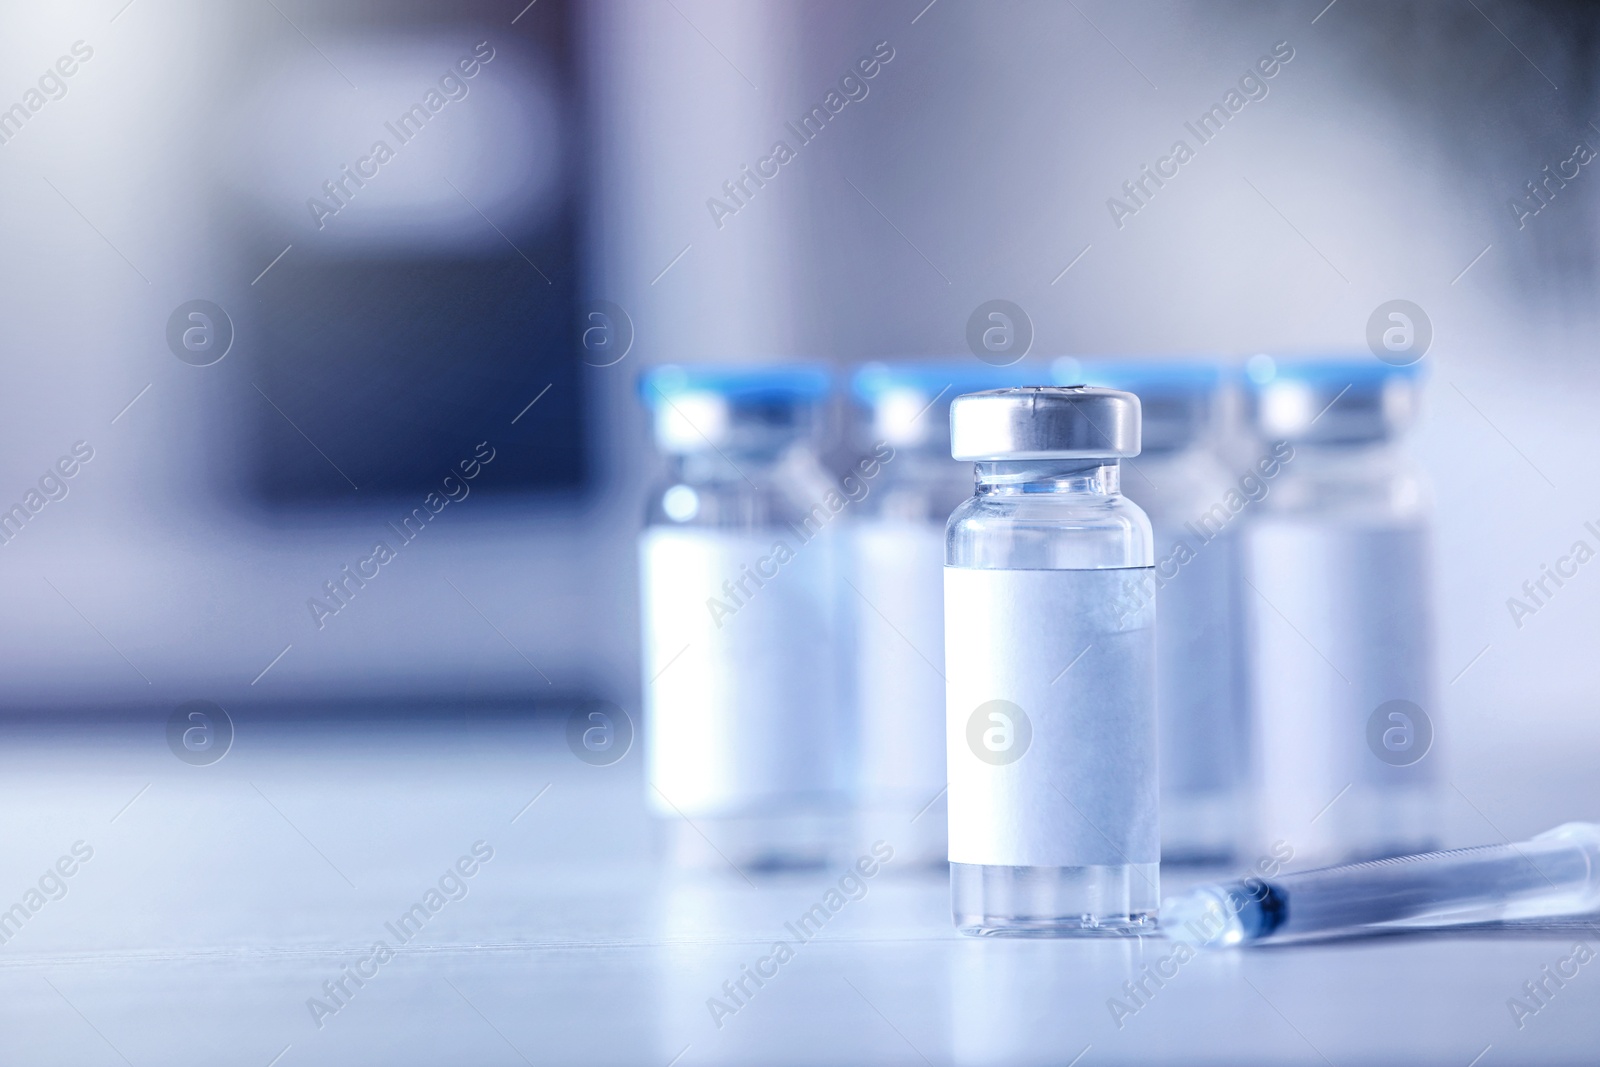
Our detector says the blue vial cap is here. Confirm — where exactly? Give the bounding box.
[640,364,832,454]
[1240,354,1425,390]
[852,362,1047,449]
[639,363,832,407]
[1051,357,1223,396]
[1242,355,1424,443]
[850,361,1041,404]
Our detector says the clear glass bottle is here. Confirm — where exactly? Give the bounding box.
[638,364,850,871]
[1065,359,1247,866]
[944,386,1158,936]
[1241,357,1436,867]
[849,363,1030,868]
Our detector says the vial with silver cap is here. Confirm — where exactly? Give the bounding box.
[945,386,1159,936]
[638,364,850,871]
[1241,356,1436,867]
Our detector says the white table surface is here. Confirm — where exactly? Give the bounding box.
[0,711,1595,1067]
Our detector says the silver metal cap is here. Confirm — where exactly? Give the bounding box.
[949,386,1141,461]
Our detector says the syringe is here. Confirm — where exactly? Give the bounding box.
[1163,822,1600,948]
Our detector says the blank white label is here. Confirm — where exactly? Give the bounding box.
[640,527,845,816]
[1245,518,1434,861]
[854,520,947,798]
[945,566,1158,867]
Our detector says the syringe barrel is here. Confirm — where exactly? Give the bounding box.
[1166,822,1600,946]
[1268,830,1594,938]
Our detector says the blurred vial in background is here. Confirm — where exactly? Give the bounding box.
[1063,358,1248,866]
[1241,357,1437,866]
[848,363,1030,868]
[638,366,851,871]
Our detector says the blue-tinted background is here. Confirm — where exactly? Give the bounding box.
[0,2,1597,1063]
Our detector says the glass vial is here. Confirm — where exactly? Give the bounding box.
[849,363,1028,868]
[639,365,850,871]
[1069,359,1247,866]
[1242,358,1436,866]
[944,386,1158,936]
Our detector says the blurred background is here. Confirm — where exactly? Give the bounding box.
[4,0,1600,1061]
[2,0,1596,747]
[0,0,1595,860]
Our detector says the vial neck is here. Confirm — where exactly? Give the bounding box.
[975,459,1121,495]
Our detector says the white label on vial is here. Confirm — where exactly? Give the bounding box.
[640,527,845,816]
[1149,522,1246,797]
[1246,518,1434,861]
[944,566,1157,867]
[854,520,947,797]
